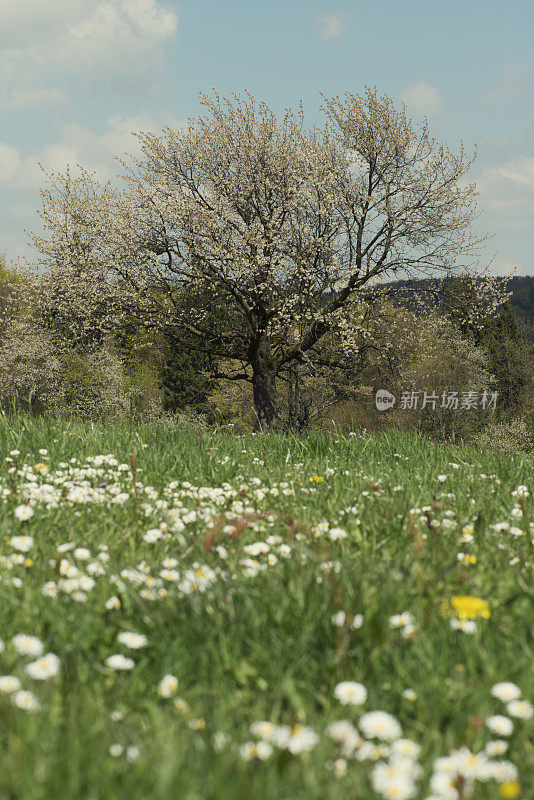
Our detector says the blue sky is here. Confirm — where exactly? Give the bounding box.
[1,0,533,275]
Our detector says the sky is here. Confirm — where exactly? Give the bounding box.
[1,0,533,276]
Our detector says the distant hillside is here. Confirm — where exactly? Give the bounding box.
[359,275,534,341]
[509,276,534,339]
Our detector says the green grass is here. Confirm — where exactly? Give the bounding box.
[0,413,532,800]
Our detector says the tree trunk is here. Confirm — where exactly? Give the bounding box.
[251,335,278,429]
[253,368,277,429]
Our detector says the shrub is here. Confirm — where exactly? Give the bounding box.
[0,317,64,414]
[478,417,534,454]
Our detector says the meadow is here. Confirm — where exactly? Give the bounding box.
[0,414,532,800]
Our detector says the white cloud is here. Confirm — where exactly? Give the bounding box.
[400,81,444,116]
[0,111,185,263]
[315,13,344,40]
[0,0,178,109]
[0,53,69,110]
[491,157,534,188]
[0,142,21,184]
[473,156,534,242]
[4,112,185,192]
[0,1,89,47]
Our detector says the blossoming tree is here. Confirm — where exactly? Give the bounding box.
[30,88,499,428]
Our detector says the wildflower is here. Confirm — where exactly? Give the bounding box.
[73,548,91,560]
[486,715,514,736]
[160,568,179,581]
[356,742,391,761]
[332,758,348,777]
[0,675,21,693]
[13,690,40,711]
[109,744,123,757]
[117,632,147,649]
[491,683,521,703]
[14,505,34,521]
[12,634,44,657]
[450,595,490,620]
[402,689,417,702]
[250,721,277,740]
[78,576,95,591]
[359,711,402,741]
[486,740,508,756]
[450,619,477,634]
[499,782,521,799]
[489,761,519,782]
[126,746,140,762]
[239,741,273,760]
[451,747,492,780]
[157,674,178,698]
[143,529,163,543]
[506,699,533,719]
[429,766,461,796]
[371,761,417,800]
[243,542,269,556]
[352,614,364,629]
[510,526,524,537]
[332,610,346,627]
[456,552,476,564]
[389,613,416,636]
[327,719,359,743]
[334,681,367,705]
[9,536,34,552]
[106,654,135,671]
[57,542,76,553]
[25,653,60,680]
[286,724,319,753]
[106,596,121,610]
[212,731,230,751]
[329,527,347,541]
[391,739,421,760]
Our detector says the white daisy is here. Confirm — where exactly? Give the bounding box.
[334,681,367,705]
[25,653,60,680]
[106,654,135,671]
[117,631,147,650]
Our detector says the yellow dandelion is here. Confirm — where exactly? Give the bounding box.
[499,781,521,799]
[451,595,490,620]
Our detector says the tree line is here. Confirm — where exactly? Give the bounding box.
[0,88,532,448]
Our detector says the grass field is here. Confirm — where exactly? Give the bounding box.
[0,413,532,800]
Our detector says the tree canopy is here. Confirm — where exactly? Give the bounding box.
[29,88,505,427]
